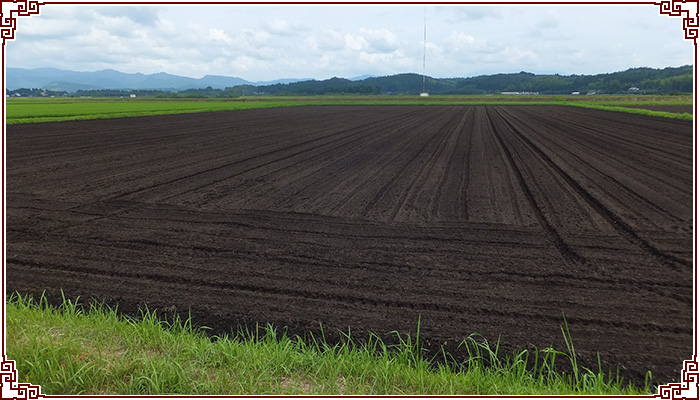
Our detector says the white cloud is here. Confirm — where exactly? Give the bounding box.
[317,28,346,51]
[5,4,695,81]
[360,28,401,53]
[304,36,318,51]
[359,50,400,65]
[446,31,494,54]
[242,28,271,47]
[439,6,503,22]
[344,33,366,51]
[207,28,232,45]
[155,18,176,36]
[93,6,160,26]
[262,18,305,36]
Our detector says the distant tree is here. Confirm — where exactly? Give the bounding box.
[162,65,694,97]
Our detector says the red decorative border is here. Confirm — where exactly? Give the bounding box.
[0,0,42,46]
[661,6,695,39]
[5,361,39,395]
[659,360,695,395]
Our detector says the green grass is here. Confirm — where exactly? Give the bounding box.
[4,98,306,124]
[6,94,693,124]
[6,292,653,395]
[566,102,693,120]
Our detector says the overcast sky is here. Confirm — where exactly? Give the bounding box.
[6,4,695,81]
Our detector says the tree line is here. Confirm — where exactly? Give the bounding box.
[7,66,692,97]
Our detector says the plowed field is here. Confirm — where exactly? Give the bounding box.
[5,105,694,385]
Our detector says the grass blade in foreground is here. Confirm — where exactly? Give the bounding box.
[6,293,652,395]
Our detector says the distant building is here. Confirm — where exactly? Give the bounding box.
[130,94,137,98]
[571,91,580,95]
[501,91,539,95]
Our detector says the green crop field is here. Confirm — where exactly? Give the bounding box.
[5,94,693,124]
[4,98,304,124]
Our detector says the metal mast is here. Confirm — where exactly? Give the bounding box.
[421,6,429,97]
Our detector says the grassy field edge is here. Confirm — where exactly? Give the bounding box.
[566,102,694,120]
[6,292,653,395]
[5,96,693,124]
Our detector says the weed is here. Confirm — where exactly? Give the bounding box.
[6,292,653,395]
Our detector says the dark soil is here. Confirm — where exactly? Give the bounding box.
[5,105,694,387]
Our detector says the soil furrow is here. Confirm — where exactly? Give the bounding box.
[492,107,692,270]
[485,107,586,266]
[6,105,693,386]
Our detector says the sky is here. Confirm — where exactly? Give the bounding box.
[6,4,695,82]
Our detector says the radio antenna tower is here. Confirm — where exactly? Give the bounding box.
[420,6,429,97]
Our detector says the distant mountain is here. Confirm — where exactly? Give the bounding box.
[349,74,379,81]
[241,66,694,96]
[42,81,102,92]
[7,67,83,90]
[195,75,251,89]
[255,78,314,86]
[5,68,309,92]
[6,66,693,96]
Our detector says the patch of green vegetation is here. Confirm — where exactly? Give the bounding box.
[4,98,305,124]
[6,94,692,124]
[566,102,693,121]
[7,292,652,396]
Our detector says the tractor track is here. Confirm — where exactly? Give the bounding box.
[6,105,693,386]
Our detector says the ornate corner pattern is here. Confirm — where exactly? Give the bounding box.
[5,6,39,39]
[5,361,39,395]
[659,360,695,396]
[661,6,695,39]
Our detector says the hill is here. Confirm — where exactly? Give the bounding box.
[239,66,693,96]
[5,68,307,92]
[6,66,693,96]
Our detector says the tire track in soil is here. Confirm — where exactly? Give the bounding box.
[485,107,586,267]
[54,229,693,306]
[497,106,690,229]
[111,114,382,201]
[165,108,426,208]
[8,110,343,200]
[15,195,686,315]
[327,108,453,219]
[529,107,691,191]
[357,111,448,219]
[490,106,692,271]
[388,107,469,223]
[6,106,693,386]
[231,110,437,213]
[361,107,476,224]
[431,107,475,222]
[7,257,691,336]
[89,204,688,303]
